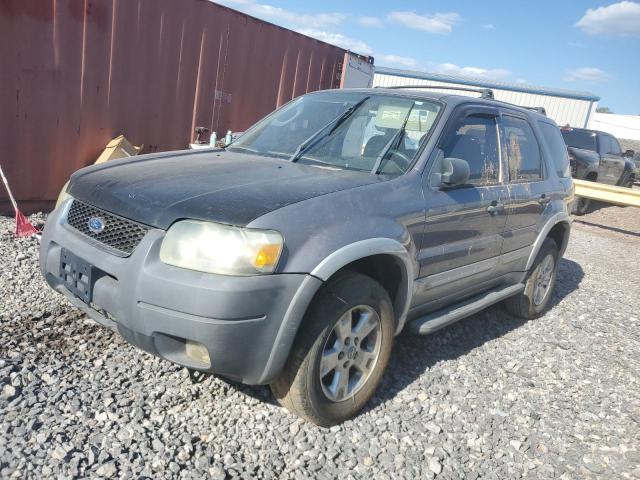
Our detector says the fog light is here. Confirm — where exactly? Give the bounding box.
[185,340,211,366]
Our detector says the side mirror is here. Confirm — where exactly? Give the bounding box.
[440,157,470,187]
[624,149,635,158]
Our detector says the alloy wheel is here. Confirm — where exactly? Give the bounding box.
[319,305,382,402]
[533,254,555,306]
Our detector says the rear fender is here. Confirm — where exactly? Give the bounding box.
[525,211,571,271]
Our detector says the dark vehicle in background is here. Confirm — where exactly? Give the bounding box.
[40,89,573,425]
[561,126,635,214]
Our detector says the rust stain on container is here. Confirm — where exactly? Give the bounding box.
[0,0,346,213]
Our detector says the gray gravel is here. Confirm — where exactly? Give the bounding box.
[1,209,640,479]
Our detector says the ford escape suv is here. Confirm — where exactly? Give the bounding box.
[40,88,573,426]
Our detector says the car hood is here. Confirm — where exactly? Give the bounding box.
[67,150,380,229]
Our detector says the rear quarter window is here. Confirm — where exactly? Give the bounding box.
[539,122,570,178]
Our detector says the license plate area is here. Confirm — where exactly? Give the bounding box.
[60,248,95,303]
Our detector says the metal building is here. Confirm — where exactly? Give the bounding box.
[374,67,599,128]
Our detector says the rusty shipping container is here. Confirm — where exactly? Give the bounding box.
[0,0,357,213]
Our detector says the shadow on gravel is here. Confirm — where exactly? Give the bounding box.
[211,259,585,416]
[363,257,585,413]
[573,219,640,238]
[585,200,611,214]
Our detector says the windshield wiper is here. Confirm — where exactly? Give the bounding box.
[227,145,259,154]
[370,103,415,174]
[290,96,370,162]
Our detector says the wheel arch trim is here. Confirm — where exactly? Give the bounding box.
[525,212,571,271]
[311,238,414,335]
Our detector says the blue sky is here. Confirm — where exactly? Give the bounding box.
[216,0,640,114]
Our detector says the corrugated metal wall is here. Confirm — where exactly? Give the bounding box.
[590,112,640,141]
[0,0,346,213]
[374,73,595,129]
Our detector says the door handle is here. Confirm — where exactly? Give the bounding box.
[487,201,505,215]
[538,194,551,205]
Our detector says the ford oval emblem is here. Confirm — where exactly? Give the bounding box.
[87,216,105,234]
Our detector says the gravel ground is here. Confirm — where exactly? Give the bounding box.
[1,209,639,479]
[572,194,640,238]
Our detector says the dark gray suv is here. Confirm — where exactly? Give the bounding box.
[560,126,635,214]
[40,88,573,425]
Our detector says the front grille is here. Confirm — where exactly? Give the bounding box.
[569,158,577,176]
[66,200,149,255]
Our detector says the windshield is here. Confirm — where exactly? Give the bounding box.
[561,128,597,152]
[228,92,442,175]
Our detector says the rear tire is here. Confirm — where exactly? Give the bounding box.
[270,271,395,426]
[572,196,591,216]
[573,174,598,215]
[504,238,559,319]
[618,170,635,189]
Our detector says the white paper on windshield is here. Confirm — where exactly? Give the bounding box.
[375,103,437,132]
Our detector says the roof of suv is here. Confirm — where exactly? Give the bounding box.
[560,126,611,137]
[330,87,551,123]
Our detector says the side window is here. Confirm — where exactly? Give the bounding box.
[538,121,570,177]
[502,116,543,182]
[598,135,611,155]
[608,136,622,155]
[441,114,500,186]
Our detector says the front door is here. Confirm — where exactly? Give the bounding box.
[413,107,508,309]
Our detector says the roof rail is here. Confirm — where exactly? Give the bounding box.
[378,84,494,99]
[376,85,550,116]
[522,106,547,116]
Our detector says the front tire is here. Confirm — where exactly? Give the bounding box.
[504,238,559,319]
[270,271,395,426]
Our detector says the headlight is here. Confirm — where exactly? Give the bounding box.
[159,220,283,275]
[55,182,73,209]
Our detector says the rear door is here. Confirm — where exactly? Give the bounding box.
[597,133,618,185]
[499,113,552,258]
[413,106,508,307]
[596,135,611,182]
[599,134,626,184]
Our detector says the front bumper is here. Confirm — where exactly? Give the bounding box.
[39,201,322,384]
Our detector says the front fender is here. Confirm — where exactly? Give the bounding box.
[257,237,414,384]
[573,152,599,180]
[311,237,414,334]
[247,173,426,382]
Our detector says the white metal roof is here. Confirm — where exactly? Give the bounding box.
[375,66,600,102]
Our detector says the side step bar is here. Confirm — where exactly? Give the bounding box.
[409,283,525,335]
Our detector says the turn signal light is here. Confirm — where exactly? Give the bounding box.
[253,244,282,271]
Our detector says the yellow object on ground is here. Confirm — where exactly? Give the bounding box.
[573,179,640,208]
[55,135,142,208]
